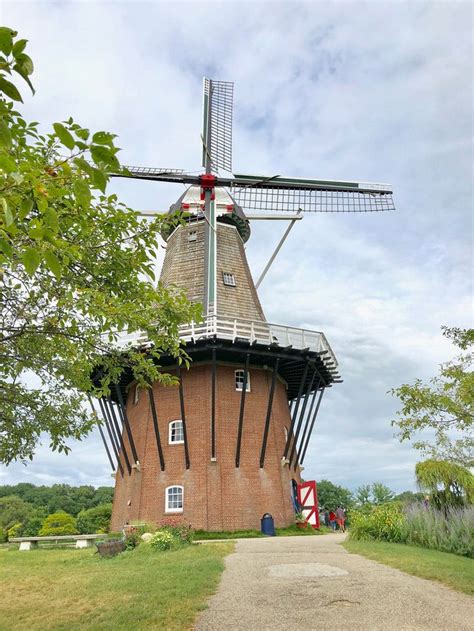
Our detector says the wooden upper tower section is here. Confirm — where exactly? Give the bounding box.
[160,186,265,322]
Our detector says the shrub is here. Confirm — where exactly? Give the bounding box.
[22,516,44,537]
[76,503,112,534]
[0,527,7,543]
[160,518,194,544]
[39,512,78,536]
[348,502,405,543]
[7,523,23,539]
[149,530,176,551]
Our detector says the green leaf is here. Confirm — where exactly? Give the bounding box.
[0,153,16,173]
[44,207,59,232]
[75,128,90,141]
[0,237,12,258]
[19,198,34,219]
[92,131,116,145]
[0,27,15,55]
[0,119,12,148]
[91,145,119,169]
[0,77,23,102]
[91,167,107,193]
[1,197,13,226]
[53,122,75,150]
[12,63,35,95]
[15,52,34,75]
[74,156,94,176]
[74,178,91,209]
[12,38,27,56]
[44,250,62,280]
[22,246,41,275]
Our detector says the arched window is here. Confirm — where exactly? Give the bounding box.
[235,369,250,392]
[165,486,184,513]
[169,420,184,444]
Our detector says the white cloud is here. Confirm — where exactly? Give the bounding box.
[1,1,472,493]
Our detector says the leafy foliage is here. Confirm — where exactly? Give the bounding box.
[355,482,395,507]
[38,511,78,536]
[391,327,474,466]
[0,494,32,530]
[415,459,473,510]
[0,29,200,463]
[348,502,405,543]
[0,483,113,516]
[76,503,112,534]
[316,479,353,510]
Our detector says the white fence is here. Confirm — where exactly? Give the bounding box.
[117,315,338,368]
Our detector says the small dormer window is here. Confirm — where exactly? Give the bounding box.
[235,369,250,392]
[188,230,197,242]
[223,272,236,287]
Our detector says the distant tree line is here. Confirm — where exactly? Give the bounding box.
[0,483,114,541]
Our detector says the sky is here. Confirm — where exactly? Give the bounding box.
[1,1,472,493]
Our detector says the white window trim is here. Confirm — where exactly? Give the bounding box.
[222,272,236,287]
[165,485,184,513]
[235,369,251,392]
[168,420,184,445]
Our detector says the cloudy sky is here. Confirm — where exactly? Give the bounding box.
[1,1,472,493]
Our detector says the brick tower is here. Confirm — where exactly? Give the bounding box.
[93,78,394,531]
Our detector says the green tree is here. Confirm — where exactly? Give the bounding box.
[39,511,78,536]
[0,494,32,530]
[394,490,425,504]
[355,484,371,506]
[371,482,394,505]
[76,503,112,534]
[0,28,200,463]
[391,327,473,466]
[316,479,353,510]
[415,459,473,511]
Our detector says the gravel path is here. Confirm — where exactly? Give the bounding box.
[196,534,473,630]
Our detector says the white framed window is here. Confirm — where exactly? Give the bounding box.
[169,420,184,444]
[235,369,250,392]
[165,486,183,513]
[222,272,236,287]
[134,385,140,405]
[188,230,197,242]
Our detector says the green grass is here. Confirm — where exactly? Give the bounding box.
[343,540,474,595]
[195,525,331,539]
[0,542,233,630]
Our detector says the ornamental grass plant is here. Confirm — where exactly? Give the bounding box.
[348,502,473,558]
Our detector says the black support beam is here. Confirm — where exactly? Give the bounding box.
[259,358,280,468]
[98,397,125,476]
[235,353,250,468]
[177,364,190,469]
[89,397,116,474]
[292,385,319,470]
[105,397,132,474]
[211,348,217,460]
[299,388,326,465]
[147,387,165,471]
[283,359,309,459]
[288,370,319,467]
[114,384,139,465]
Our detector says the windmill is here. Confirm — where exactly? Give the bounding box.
[93,79,394,532]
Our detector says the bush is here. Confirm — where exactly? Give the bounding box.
[149,530,176,551]
[159,518,194,544]
[7,523,23,539]
[22,516,44,537]
[0,527,7,543]
[348,502,405,543]
[76,503,112,534]
[39,512,78,536]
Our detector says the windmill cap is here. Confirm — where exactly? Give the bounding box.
[162,185,251,242]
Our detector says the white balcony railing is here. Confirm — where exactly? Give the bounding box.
[117,315,338,369]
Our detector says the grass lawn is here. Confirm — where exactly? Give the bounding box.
[343,540,473,595]
[0,542,233,630]
[195,524,331,539]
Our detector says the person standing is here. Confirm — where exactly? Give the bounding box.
[335,506,346,533]
[329,510,337,531]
